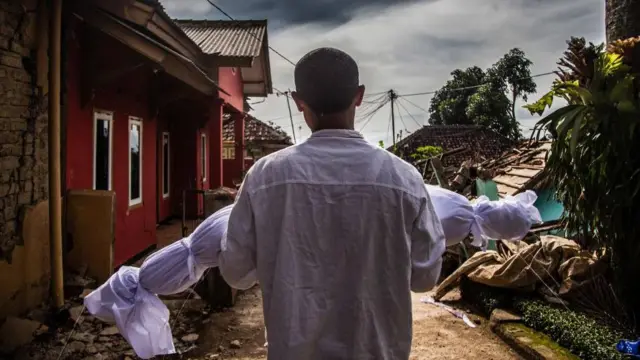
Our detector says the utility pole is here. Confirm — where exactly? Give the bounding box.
[390,90,397,146]
[284,90,297,144]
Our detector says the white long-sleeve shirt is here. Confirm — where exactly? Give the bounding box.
[219,129,446,360]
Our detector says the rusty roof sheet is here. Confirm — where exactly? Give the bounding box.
[223,116,292,144]
[482,141,551,197]
[175,20,266,57]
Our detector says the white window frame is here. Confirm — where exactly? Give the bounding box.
[129,116,143,207]
[162,132,170,199]
[93,110,114,191]
[200,133,207,182]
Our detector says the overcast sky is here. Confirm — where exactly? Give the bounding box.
[163,0,605,145]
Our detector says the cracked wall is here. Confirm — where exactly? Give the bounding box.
[0,0,48,262]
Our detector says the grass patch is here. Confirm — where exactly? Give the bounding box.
[513,297,626,360]
[460,277,630,360]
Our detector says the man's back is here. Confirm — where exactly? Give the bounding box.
[236,130,445,359]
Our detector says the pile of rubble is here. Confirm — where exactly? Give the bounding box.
[2,289,215,360]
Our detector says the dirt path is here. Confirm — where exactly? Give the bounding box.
[192,287,519,360]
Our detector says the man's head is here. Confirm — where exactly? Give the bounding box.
[291,48,365,131]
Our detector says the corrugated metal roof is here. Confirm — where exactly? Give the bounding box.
[176,20,266,57]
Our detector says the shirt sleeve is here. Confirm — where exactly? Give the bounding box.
[410,185,447,293]
[218,177,258,290]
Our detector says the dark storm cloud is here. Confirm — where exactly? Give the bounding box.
[165,0,423,27]
[161,0,605,144]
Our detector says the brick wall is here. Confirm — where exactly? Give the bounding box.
[0,1,48,262]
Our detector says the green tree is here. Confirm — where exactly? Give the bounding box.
[428,48,536,140]
[465,69,515,138]
[493,48,537,130]
[428,66,485,126]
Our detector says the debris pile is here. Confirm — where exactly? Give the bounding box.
[6,290,212,360]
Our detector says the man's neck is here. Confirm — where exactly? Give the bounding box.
[312,124,355,132]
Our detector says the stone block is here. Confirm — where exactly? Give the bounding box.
[0,317,47,353]
[490,308,522,328]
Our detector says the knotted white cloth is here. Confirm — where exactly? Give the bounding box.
[84,205,233,359]
[426,185,542,250]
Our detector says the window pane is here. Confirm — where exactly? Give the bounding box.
[130,123,141,202]
[162,134,169,196]
[95,119,110,190]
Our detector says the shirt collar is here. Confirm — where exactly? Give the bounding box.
[309,129,364,139]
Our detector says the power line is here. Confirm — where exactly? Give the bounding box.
[398,71,556,97]
[359,101,388,133]
[400,97,429,115]
[204,0,297,67]
[264,112,304,124]
[396,98,423,129]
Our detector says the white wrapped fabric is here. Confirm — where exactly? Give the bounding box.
[426,185,542,249]
[472,191,543,241]
[139,205,233,295]
[83,205,234,359]
[84,267,174,359]
[426,184,482,248]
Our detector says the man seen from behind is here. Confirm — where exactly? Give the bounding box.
[218,47,446,360]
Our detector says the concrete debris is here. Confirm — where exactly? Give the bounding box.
[98,326,119,336]
[181,333,199,342]
[66,341,86,353]
[9,287,212,359]
[230,340,241,349]
[69,306,84,323]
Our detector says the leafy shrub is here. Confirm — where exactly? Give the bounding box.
[513,297,626,360]
[525,37,640,320]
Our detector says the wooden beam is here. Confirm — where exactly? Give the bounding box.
[431,158,450,189]
[512,164,545,170]
[493,178,522,190]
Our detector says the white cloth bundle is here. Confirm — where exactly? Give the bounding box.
[472,191,542,241]
[426,185,542,249]
[84,266,174,359]
[84,205,233,359]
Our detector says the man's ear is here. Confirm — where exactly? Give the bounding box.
[354,85,365,107]
[290,91,305,112]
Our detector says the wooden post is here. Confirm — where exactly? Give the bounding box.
[233,113,245,175]
[49,0,64,309]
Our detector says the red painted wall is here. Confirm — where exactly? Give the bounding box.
[218,67,244,112]
[65,22,157,266]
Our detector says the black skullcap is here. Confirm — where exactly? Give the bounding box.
[294,47,360,115]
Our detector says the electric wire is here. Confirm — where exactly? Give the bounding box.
[396,98,424,128]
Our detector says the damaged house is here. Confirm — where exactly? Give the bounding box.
[390,125,514,194]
